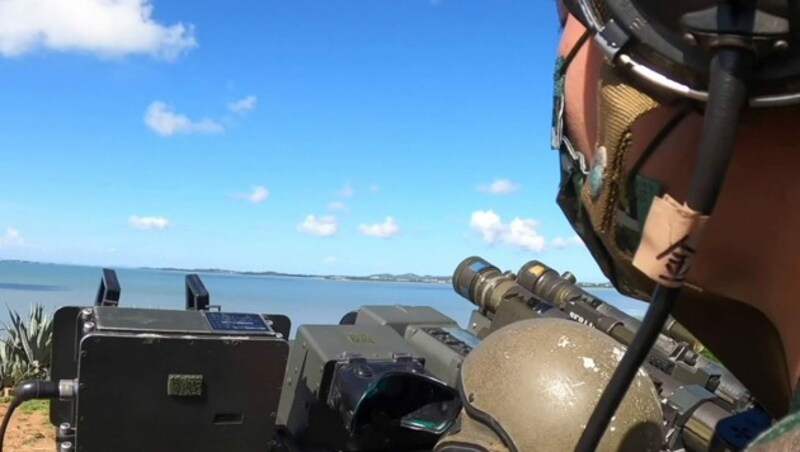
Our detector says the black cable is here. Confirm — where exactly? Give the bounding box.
[558,30,591,79]
[685,48,754,213]
[575,46,755,452]
[0,398,21,452]
[0,380,59,452]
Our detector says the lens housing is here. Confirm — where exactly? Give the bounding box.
[327,359,460,438]
[453,257,519,312]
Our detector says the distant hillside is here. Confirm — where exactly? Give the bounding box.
[0,260,613,287]
[143,266,609,287]
[146,267,450,284]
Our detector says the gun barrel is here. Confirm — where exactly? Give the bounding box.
[516,261,704,353]
[450,256,757,450]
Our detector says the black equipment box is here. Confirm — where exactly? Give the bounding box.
[51,306,289,452]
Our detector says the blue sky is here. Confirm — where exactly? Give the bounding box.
[0,0,605,281]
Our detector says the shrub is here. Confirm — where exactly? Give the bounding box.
[0,304,53,387]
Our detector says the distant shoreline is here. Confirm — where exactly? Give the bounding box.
[144,266,454,285]
[142,266,614,288]
[0,260,613,288]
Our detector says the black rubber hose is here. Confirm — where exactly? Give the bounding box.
[686,48,754,213]
[0,380,59,452]
[575,46,755,452]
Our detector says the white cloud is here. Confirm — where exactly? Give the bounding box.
[129,215,170,230]
[328,201,347,211]
[245,185,269,203]
[323,256,340,265]
[144,101,224,136]
[506,218,546,251]
[470,210,504,243]
[469,210,546,251]
[228,95,257,114]
[478,179,519,195]
[298,215,338,237]
[0,0,196,60]
[358,216,399,238]
[552,235,585,249]
[339,182,354,198]
[0,227,24,247]
[368,184,380,193]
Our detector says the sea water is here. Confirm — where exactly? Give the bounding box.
[0,261,648,335]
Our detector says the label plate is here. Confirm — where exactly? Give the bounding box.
[205,312,270,332]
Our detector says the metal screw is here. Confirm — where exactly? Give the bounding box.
[356,365,373,378]
[775,40,789,52]
[82,321,95,334]
[58,423,72,437]
[683,33,697,46]
[60,441,73,452]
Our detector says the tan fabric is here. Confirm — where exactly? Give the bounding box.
[633,194,709,288]
[577,64,662,299]
[580,65,659,236]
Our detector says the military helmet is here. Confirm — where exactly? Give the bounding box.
[435,318,663,451]
[561,0,800,105]
[553,0,800,416]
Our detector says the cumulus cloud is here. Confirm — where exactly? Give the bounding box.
[470,210,546,251]
[552,235,585,249]
[239,185,269,203]
[338,182,354,198]
[478,179,519,195]
[0,227,24,247]
[144,101,224,136]
[129,215,170,230]
[470,210,504,243]
[228,95,257,114]
[506,218,546,251]
[328,201,347,211]
[0,0,196,59]
[358,217,399,238]
[298,215,338,237]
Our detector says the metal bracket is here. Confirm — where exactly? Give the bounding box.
[94,269,120,307]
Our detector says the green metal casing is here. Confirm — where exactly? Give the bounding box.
[276,324,424,449]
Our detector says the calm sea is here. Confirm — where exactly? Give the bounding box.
[0,261,648,336]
